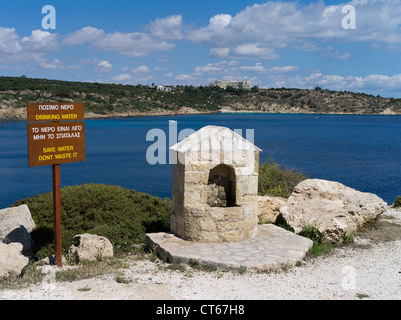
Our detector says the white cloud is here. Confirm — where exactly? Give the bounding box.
[293,41,320,52]
[38,57,80,70]
[209,47,230,58]
[38,58,63,69]
[210,44,278,60]
[132,65,149,73]
[21,30,58,51]
[322,46,350,61]
[63,26,104,46]
[135,75,154,83]
[64,27,175,57]
[175,74,194,82]
[0,27,22,55]
[352,74,401,91]
[194,63,223,73]
[149,15,183,40]
[95,60,112,73]
[79,58,100,65]
[238,62,265,72]
[0,64,24,70]
[209,14,232,29]
[234,44,279,59]
[190,60,268,86]
[164,72,174,77]
[188,14,233,46]
[0,28,58,64]
[112,73,132,82]
[266,72,401,96]
[94,32,174,57]
[221,75,255,83]
[270,66,298,73]
[153,66,166,71]
[193,60,240,76]
[186,0,401,60]
[112,72,153,84]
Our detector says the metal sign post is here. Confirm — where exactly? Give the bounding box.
[27,103,86,267]
[52,164,62,267]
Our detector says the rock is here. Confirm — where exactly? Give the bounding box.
[257,196,287,224]
[280,179,388,243]
[37,255,68,266]
[207,183,228,207]
[69,234,113,262]
[0,242,29,278]
[0,205,36,256]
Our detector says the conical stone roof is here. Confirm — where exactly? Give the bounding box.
[170,125,262,153]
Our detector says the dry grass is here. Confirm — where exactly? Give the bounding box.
[2,215,401,292]
[0,261,45,291]
[355,216,401,243]
[0,247,148,291]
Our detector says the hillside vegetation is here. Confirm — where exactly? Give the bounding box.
[1,76,400,120]
[258,158,308,198]
[13,184,172,257]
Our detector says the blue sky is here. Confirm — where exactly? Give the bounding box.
[1,0,401,97]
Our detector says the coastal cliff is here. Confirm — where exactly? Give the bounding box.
[1,76,400,121]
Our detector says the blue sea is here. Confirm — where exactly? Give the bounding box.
[1,113,401,208]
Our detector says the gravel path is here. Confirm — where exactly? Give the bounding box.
[1,213,400,300]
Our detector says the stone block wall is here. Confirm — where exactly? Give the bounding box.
[171,149,260,243]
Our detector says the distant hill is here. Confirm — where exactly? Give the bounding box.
[0,76,400,120]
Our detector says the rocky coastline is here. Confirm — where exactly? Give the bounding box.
[0,106,218,122]
[2,105,400,123]
[1,76,401,122]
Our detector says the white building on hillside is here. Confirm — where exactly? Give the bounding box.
[157,85,172,92]
[210,80,252,90]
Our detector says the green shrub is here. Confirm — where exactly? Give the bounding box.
[393,196,401,208]
[13,184,172,257]
[298,224,332,256]
[310,242,332,256]
[341,231,355,244]
[298,225,324,243]
[258,158,307,198]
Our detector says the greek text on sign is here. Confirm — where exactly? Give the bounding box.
[27,103,84,123]
[27,121,86,167]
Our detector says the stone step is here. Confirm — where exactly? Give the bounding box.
[146,224,313,271]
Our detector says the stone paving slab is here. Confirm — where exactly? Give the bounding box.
[146,224,313,271]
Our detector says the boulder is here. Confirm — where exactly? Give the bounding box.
[0,242,29,278]
[37,255,68,266]
[69,234,113,262]
[280,179,388,243]
[207,183,228,207]
[257,195,287,224]
[0,205,36,256]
